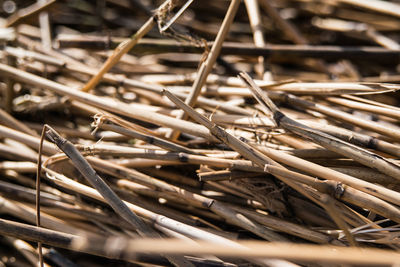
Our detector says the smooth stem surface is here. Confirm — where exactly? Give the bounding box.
[184,0,241,108]
[171,0,241,139]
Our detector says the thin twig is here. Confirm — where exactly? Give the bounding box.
[36,126,50,267]
[80,17,155,92]
[170,0,242,139]
[81,0,181,92]
[244,0,268,78]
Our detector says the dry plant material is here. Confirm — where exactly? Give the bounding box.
[170,0,241,139]
[2,1,400,266]
[5,0,56,27]
[43,126,193,266]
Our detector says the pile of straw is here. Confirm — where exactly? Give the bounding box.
[0,0,400,266]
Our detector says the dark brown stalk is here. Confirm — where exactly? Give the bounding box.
[57,36,400,62]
